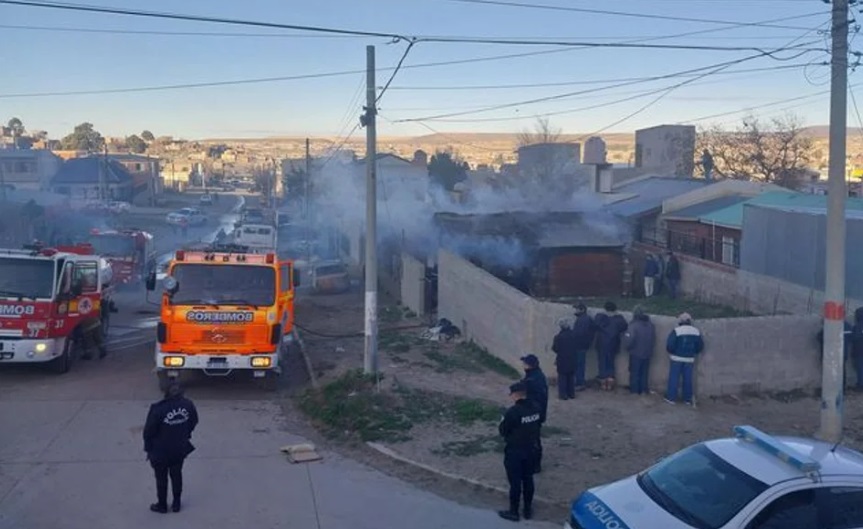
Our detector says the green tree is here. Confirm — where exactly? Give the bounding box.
[428,150,468,191]
[61,122,105,152]
[7,117,25,137]
[125,134,147,154]
[141,130,155,142]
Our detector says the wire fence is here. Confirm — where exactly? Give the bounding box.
[638,226,741,268]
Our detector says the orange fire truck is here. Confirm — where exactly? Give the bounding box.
[86,228,155,287]
[0,242,115,373]
[145,244,299,389]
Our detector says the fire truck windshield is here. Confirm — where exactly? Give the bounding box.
[169,264,276,307]
[0,258,55,299]
[87,234,135,256]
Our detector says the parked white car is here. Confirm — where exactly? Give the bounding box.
[166,207,206,226]
[199,194,213,206]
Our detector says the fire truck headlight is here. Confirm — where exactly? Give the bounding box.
[164,356,185,367]
[34,343,48,353]
[251,356,271,368]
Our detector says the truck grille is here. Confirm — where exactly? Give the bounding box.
[201,329,246,345]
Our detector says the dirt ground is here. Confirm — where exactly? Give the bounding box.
[289,288,863,516]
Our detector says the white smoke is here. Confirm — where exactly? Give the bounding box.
[311,155,631,267]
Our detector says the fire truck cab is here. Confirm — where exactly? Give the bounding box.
[86,228,155,287]
[146,245,300,389]
[0,243,115,373]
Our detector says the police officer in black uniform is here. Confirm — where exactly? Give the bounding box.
[498,381,542,522]
[143,381,199,514]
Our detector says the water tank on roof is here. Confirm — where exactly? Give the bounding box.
[583,137,607,165]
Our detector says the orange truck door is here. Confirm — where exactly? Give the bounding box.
[278,262,292,333]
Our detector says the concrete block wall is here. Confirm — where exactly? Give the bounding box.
[438,250,534,365]
[439,249,832,397]
[400,253,427,317]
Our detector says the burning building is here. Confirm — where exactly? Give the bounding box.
[434,211,629,298]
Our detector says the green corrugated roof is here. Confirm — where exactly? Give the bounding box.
[699,190,863,228]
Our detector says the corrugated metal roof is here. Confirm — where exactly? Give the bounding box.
[606,176,711,218]
[700,190,863,228]
[434,211,626,248]
[51,157,133,185]
[664,195,750,221]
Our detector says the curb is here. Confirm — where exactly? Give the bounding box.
[366,442,561,507]
[294,329,319,389]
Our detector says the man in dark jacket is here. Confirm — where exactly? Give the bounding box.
[665,251,681,299]
[643,254,660,298]
[520,354,548,473]
[552,319,578,400]
[664,313,704,407]
[143,381,199,514]
[570,303,596,391]
[623,307,656,395]
[497,381,542,522]
[594,301,628,391]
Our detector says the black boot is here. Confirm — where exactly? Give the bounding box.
[150,503,168,514]
[523,506,533,520]
[98,346,107,359]
[497,510,519,522]
[172,499,182,513]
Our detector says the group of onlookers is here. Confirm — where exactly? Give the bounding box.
[552,303,704,406]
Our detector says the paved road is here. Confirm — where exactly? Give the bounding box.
[0,198,558,529]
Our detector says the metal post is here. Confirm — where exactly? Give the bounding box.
[0,158,6,202]
[363,45,378,375]
[820,0,849,443]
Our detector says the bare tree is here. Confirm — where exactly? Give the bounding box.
[517,117,561,147]
[697,114,814,189]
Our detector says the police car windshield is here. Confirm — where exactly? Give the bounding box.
[169,264,275,306]
[87,235,135,256]
[637,444,768,529]
[0,258,54,299]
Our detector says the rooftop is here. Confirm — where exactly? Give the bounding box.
[607,176,712,218]
[700,190,863,228]
[706,435,863,486]
[434,211,627,248]
[51,157,133,186]
[663,195,750,221]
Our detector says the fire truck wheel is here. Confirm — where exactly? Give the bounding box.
[49,336,76,375]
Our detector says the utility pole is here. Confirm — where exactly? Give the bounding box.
[820,0,849,443]
[362,45,378,375]
[99,145,107,201]
[0,158,6,202]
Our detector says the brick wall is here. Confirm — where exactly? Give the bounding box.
[438,249,841,396]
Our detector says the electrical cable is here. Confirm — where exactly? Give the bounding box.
[376,41,416,104]
[385,63,810,91]
[394,46,821,122]
[446,0,822,30]
[0,23,363,38]
[0,0,827,54]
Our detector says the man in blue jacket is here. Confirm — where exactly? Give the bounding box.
[664,313,704,407]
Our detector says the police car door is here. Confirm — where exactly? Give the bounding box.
[735,486,831,529]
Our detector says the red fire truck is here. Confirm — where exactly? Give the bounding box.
[86,228,155,287]
[0,242,115,373]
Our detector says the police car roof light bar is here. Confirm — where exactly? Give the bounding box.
[733,425,821,473]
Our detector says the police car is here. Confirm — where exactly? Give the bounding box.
[566,425,863,529]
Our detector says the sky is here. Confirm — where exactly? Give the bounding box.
[0,0,845,140]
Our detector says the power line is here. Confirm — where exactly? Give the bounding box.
[376,41,416,104]
[0,23,363,38]
[393,45,822,122]
[0,0,410,40]
[0,0,827,54]
[386,63,810,91]
[446,0,823,30]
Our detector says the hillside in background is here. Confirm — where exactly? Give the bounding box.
[198,126,863,171]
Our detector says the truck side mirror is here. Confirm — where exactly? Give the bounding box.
[145,271,156,291]
[293,273,301,287]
